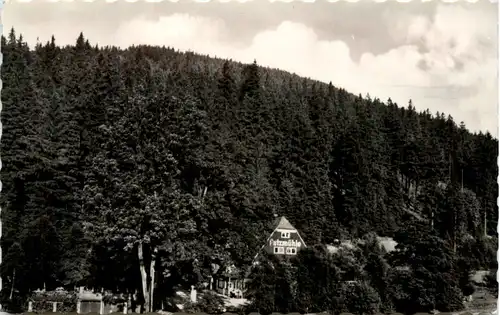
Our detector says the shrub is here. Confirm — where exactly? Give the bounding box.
[180,304,197,314]
[462,282,476,297]
[340,282,381,315]
[200,291,226,314]
[485,269,498,296]
[102,294,127,305]
[434,284,464,312]
[30,290,78,313]
[226,306,245,314]
[183,291,225,314]
[32,301,57,313]
[0,292,26,313]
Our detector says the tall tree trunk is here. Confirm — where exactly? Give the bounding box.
[9,269,15,300]
[149,248,157,313]
[137,242,149,313]
[453,208,457,254]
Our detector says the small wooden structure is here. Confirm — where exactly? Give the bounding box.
[77,288,104,314]
[213,265,245,298]
[77,288,126,314]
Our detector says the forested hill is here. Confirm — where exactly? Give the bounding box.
[0,30,498,298]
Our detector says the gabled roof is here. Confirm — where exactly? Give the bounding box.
[275,216,296,230]
[240,216,307,279]
[252,216,306,262]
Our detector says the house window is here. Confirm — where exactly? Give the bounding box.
[274,247,285,254]
[286,247,297,255]
[281,232,291,239]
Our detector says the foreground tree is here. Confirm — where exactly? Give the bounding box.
[0,31,498,313]
[389,220,464,313]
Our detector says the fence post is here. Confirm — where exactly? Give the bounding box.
[28,301,33,312]
[190,285,197,303]
[77,300,81,314]
[99,300,104,315]
[52,302,57,313]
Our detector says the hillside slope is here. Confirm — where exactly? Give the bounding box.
[0,31,497,304]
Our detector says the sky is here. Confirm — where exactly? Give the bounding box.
[3,0,499,137]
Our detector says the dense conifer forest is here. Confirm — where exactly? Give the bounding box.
[0,30,498,314]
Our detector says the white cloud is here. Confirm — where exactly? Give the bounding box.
[115,14,229,51]
[8,5,498,136]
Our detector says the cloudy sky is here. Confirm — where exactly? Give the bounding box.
[4,0,499,136]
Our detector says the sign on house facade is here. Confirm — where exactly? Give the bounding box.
[262,216,306,256]
[214,216,307,298]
